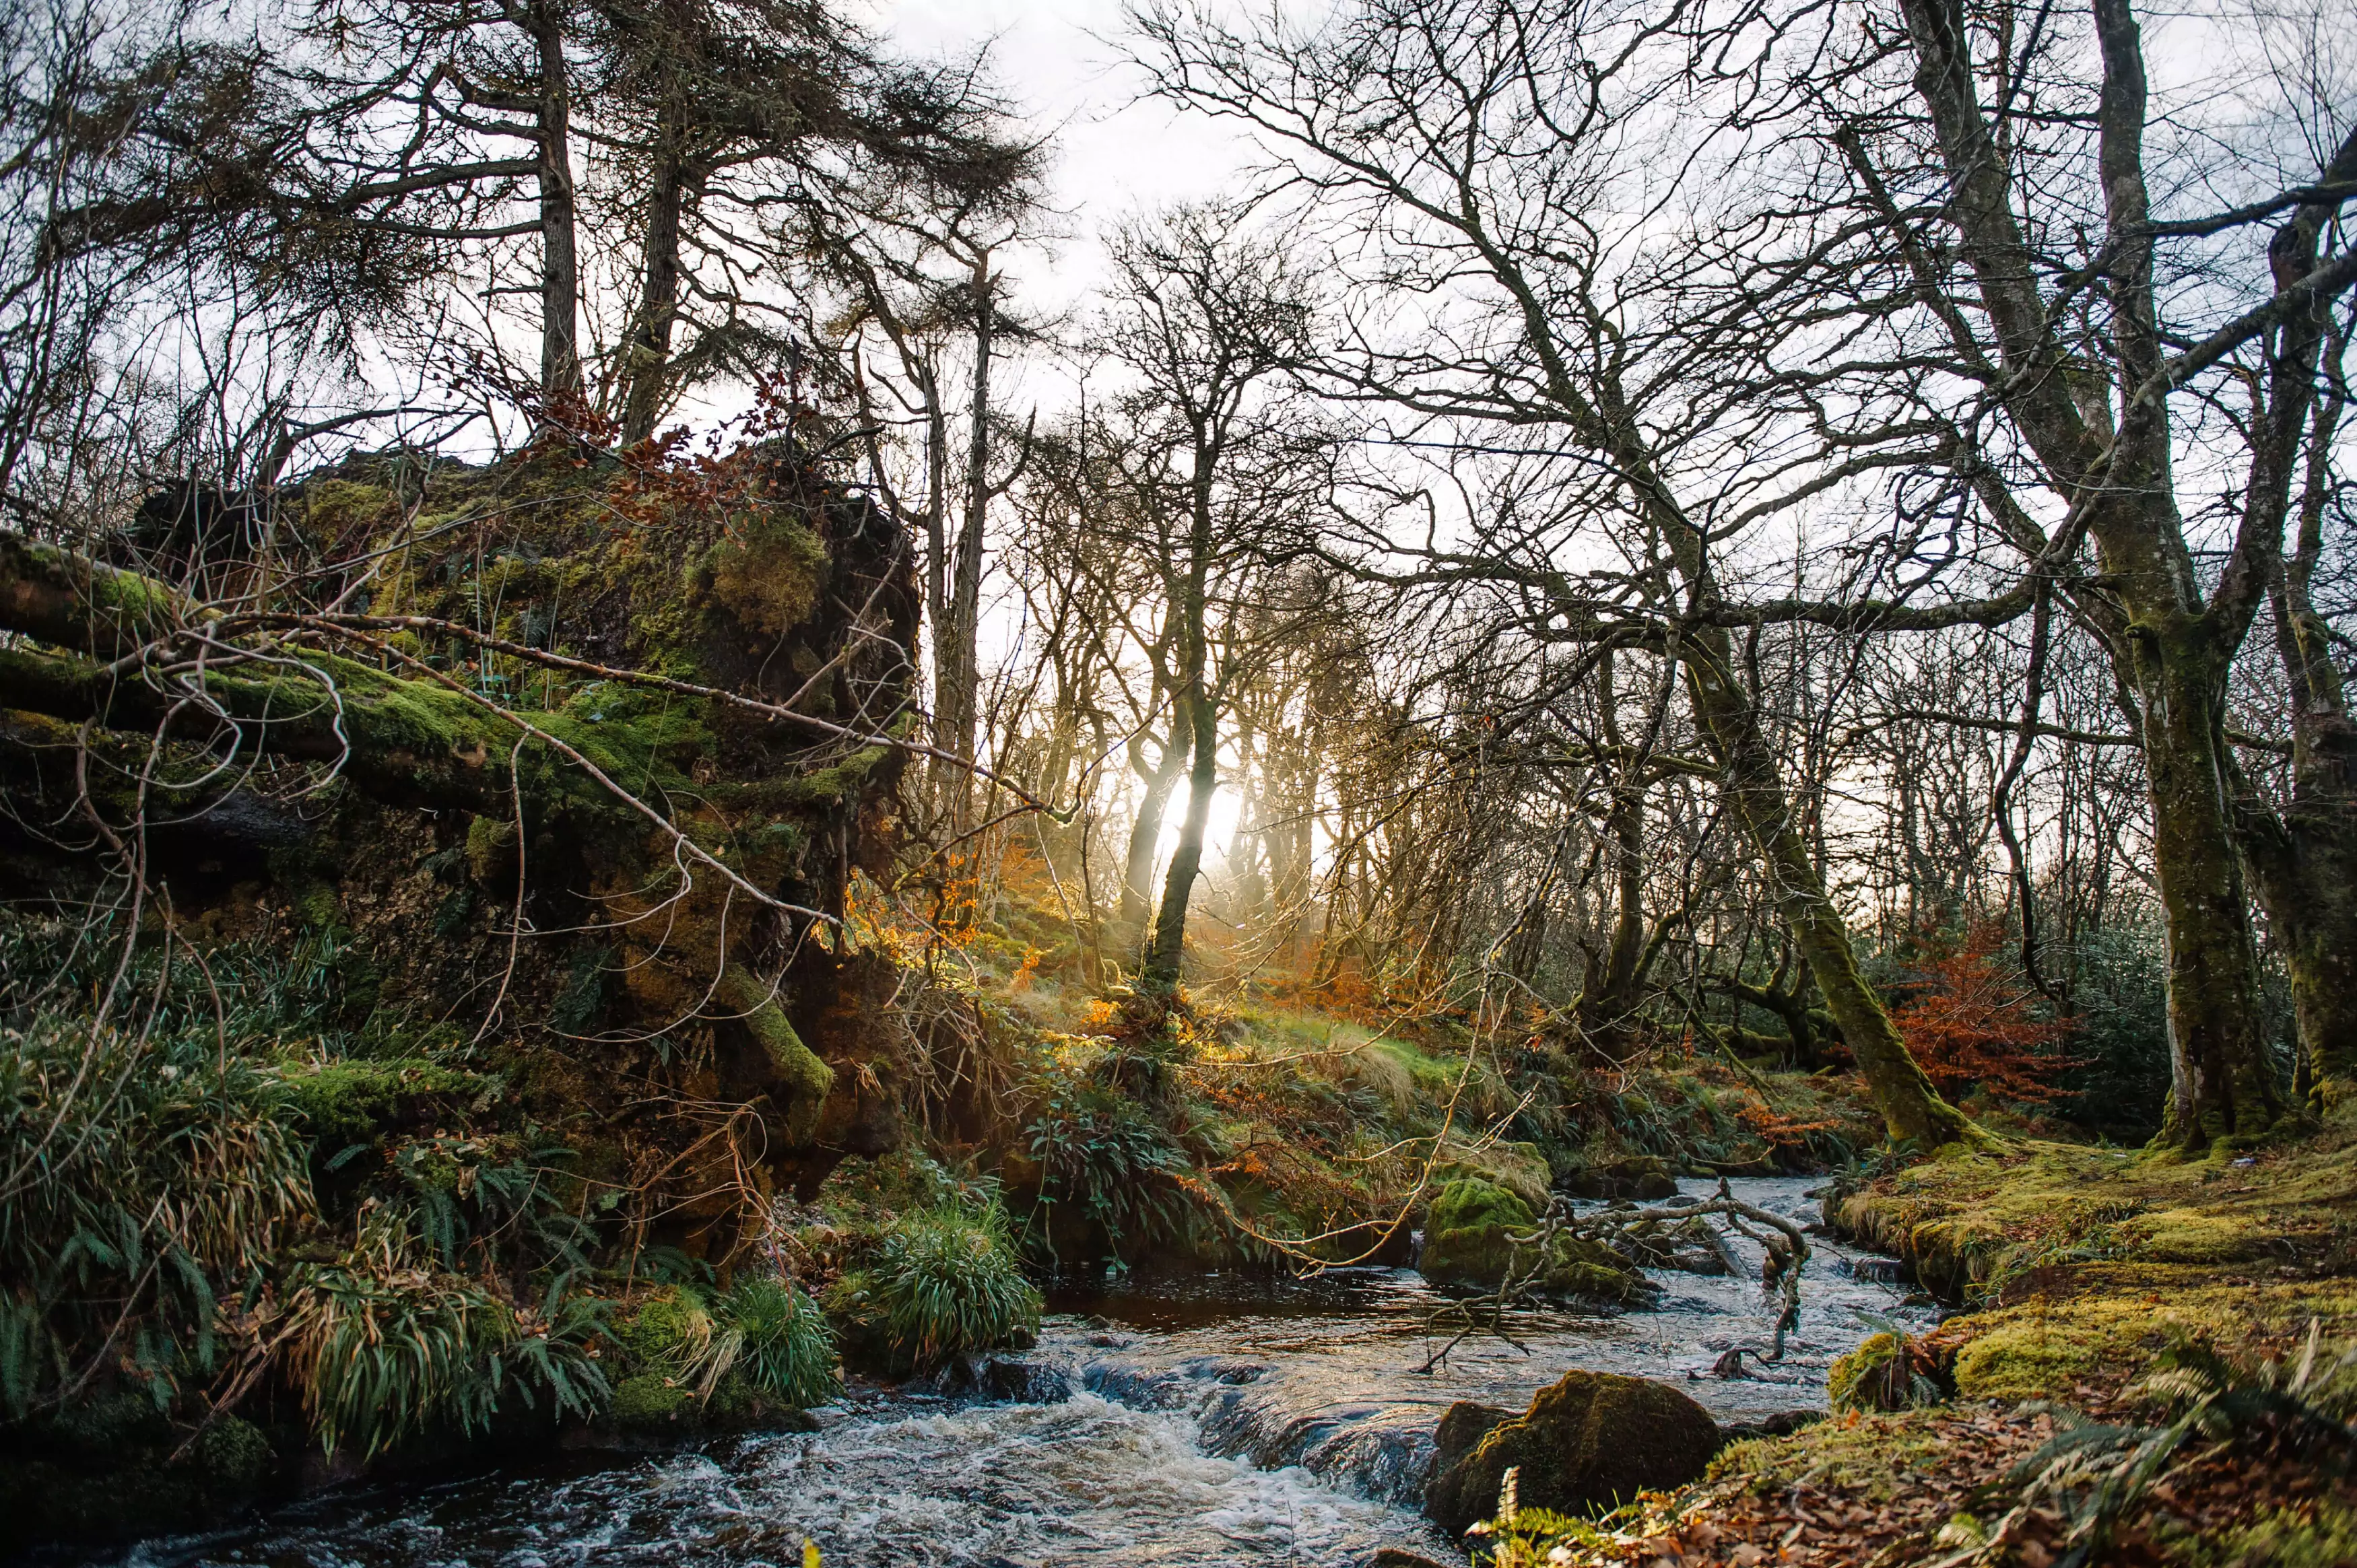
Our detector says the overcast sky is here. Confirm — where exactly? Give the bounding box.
[865,1,1262,309]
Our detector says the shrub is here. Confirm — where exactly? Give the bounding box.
[1022,1083,1195,1259]
[0,1013,312,1417]
[610,1277,839,1415]
[857,1206,1040,1373]
[710,1276,839,1408]
[282,1213,606,1460]
[1890,926,2077,1105]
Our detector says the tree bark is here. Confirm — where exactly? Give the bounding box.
[933,250,993,827]
[1115,709,1189,961]
[1683,625,1977,1147]
[531,3,581,401]
[2238,329,2357,1107]
[1141,425,1221,996]
[1141,681,1216,994]
[620,127,687,444]
[1573,652,1652,1053]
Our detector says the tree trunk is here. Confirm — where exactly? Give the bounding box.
[933,250,993,827]
[1141,681,1216,994]
[1115,711,1189,961]
[1896,0,2307,1150]
[1574,652,1651,1052]
[1682,625,1978,1147]
[1141,432,1220,997]
[620,129,686,444]
[2134,627,2283,1145]
[2239,341,2357,1107]
[531,5,581,402]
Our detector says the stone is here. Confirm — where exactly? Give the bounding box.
[1716,1409,1824,1444]
[1418,1178,1536,1286]
[1430,1400,1513,1480]
[1423,1371,1724,1538]
[1417,1180,1655,1305]
[1563,1155,1680,1202]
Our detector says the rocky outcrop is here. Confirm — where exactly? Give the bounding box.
[1423,1371,1723,1538]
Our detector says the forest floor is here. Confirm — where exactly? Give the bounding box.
[1541,1120,2357,1567]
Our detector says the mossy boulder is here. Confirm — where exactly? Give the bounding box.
[1428,1399,1513,1481]
[610,1372,698,1429]
[1420,1178,1537,1285]
[1418,1179,1653,1304]
[1423,1371,1723,1537]
[0,1406,281,1551]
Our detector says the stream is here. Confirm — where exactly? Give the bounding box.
[96,1177,1930,1568]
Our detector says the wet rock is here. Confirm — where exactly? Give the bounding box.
[925,1353,1073,1404]
[1563,1155,1680,1202]
[1620,1214,1732,1275]
[1429,1400,1513,1480]
[1423,1371,1722,1538]
[1417,1180,1655,1304]
[1365,1550,1461,1567]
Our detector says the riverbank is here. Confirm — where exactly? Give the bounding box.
[40,1176,1915,1568]
[1514,1118,2357,1567]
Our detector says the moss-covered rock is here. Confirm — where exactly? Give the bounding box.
[609,1371,697,1429]
[1422,1370,1723,1537]
[0,1405,281,1552]
[1420,1178,1536,1285]
[1564,1153,1679,1201]
[1418,1178,1653,1304]
[275,1057,488,1147]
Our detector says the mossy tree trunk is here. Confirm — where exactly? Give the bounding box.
[1141,680,1216,996]
[1680,623,1978,1149]
[2238,344,2357,1109]
[2132,621,2282,1145]
[1894,0,2357,1149]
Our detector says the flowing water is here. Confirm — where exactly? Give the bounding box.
[100,1177,1931,1568]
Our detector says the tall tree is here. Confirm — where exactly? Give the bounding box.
[1096,208,1325,994]
[1132,0,1983,1145]
[1841,0,2357,1144]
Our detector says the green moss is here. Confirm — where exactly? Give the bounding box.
[189,1414,273,1488]
[1706,1407,1956,1505]
[612,1286,710,1371]
[1431,1143,1553,1211]
[1420,1178,1535,1287]
[2189,1496,2357,1568]
[715,965,834,1143]
[701,514,827,636]
[1418,1178,1648,1303]
[275,1058,484,1147]
[298,478,399,538]
[610,1372,694,1427]
[1828,1332,1913,1412]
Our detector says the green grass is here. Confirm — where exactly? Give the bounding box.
[867,1205,1040,1371]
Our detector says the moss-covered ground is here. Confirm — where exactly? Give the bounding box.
[1518,1117,2357,1566]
